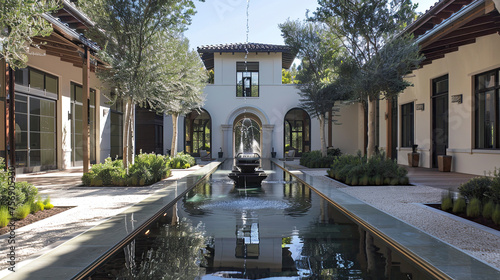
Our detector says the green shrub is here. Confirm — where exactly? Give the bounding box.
[489,168,500,204]
[493,204,500,225]
[452,197,466,214]
[43,196,51,206]
[466,198,482,218]
[327,152,408,186]
[129,153,170,185]
[300,149,342,168]
[170,152,195,170]
[0,206,10,227]
[441,192,453,212]
[13,204,31,220]
[482,200,494,219]
[31,201,44,214]
[44,203,54,210]
[458,177,492,202]
[0,158,38,207]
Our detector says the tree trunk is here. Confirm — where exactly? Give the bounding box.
[122,97,131,171]
[319,114,327,157]
[128,102,134,165]
[170,113,178,157]
[367,98,376,158]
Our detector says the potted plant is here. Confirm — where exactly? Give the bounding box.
[271,147,276,158]
[438,147,452,172]
[218,147,223,158]
[408,144,420,167]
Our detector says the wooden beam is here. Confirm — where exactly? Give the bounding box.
[7,65,15,168]
[82,47,90,173]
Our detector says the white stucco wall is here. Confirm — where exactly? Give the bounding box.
[26,48,107,169]
[332,103,363,155]
[397,34,500,175]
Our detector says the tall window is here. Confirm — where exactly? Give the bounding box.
[475,69,500,149]
[284,108,311,156]
[185,109,211,156]
[236,62,259,97]
[14,67,58,171]
[401,102,414,148]
[70,83,96,165]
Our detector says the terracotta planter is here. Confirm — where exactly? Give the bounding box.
[438,155,452,172]
[407,152,420,167]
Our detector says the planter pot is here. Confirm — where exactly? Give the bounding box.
[407,152,420,167]
[271,152,276,158]
[438,155,452,172]
[218,152,224,158]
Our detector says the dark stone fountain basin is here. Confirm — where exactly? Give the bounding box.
[228,153,267,187]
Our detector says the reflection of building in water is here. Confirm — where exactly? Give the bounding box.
[235,223,259,258]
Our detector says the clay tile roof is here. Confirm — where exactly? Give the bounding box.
[197,42,296,70]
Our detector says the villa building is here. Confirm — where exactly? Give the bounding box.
[1,1,122,174]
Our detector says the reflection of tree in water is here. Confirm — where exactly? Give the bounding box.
[117,218,208,280]
[283,182,312,216]
[182,183,212,216]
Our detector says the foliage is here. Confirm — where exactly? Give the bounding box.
[280,19,349,157]
[327,152,408,186]
[0,158,39,208]
[466,198,482,218]
[0,0,62,69]
[170,152,195,169]
[13,203,30,220]
[129,153,171,186]
[44,203,54,210]
[441,191,453,212]
[300,149,342,168]
[313,0,423,157]
[31,200,45,214]
[490,168,500,204]
[482,201,495,219]
[493,204,500,225]
[0,206,10,227]
[458,176,492,202]
[452,197,466,214]
[82,153,172,187]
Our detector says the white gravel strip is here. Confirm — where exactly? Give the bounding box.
[302,169,500,270]
[0,167,200,272]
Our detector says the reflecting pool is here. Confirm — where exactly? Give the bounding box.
[89,161,434,279]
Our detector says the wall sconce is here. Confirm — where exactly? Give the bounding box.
[451,94,463,104]
[68,111,72,120]
[416,103,425,111]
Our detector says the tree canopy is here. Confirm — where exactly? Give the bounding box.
[0,0,61,69]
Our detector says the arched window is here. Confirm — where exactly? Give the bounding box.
[234,115,261,155]
[184,109,211,156]
[284,108,311,156]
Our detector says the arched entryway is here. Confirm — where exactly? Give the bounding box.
[184,109,211,157]
[284,108,311,156]
[233,113,262,156]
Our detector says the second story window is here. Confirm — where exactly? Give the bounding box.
[236,62,259,97]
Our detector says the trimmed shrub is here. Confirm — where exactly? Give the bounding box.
[129,153,170,186]
[170,152,195,170]
[44,203,54,210]
[493,204,500,225]
[0,206,10,227]
[466,198,481,218]
[13,204,31,220]
[452,197,466,214]
[489,168,500,204]
[482,200,494,219]
[327,152,409,186]
[458,177,492,202]
[441,192,453,212]
[0,158,38,207]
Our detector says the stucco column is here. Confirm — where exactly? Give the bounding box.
[221,124,232,158]
[262,124,274,158]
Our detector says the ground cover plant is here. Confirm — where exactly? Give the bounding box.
[82,152,175,187]
[0,157,51,228]
[327,152,409,186]
[300,148,342,168]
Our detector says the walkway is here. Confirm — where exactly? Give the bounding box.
[405,166,477,192]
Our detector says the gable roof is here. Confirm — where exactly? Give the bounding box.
[406,0,500,66]
[197,43,297,70]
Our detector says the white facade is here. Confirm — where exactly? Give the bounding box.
[164,48,321,158]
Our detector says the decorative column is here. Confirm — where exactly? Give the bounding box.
[262,124,274,158]
[221,124,232,158]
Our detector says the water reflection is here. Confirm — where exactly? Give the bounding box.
[89,163,432,279]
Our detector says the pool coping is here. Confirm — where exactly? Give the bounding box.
[0,161,221,280]
[272,159,500,280]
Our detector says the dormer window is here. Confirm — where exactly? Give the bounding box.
[236,62,259,97]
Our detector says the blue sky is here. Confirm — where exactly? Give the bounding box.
[185,0,438,50]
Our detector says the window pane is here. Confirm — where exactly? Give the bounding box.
[40,132,55,150]
[30,132,41,149]
[41,149,56,167]
[29,69,44,90]
[30,98,40,115]
[15,99,28,114]
[477,72,496,91]
[45,74,58,94]
[15,113,28,132]
[30,115,40,132]
[75,85,83,103]
[90,89,96,106]
[40,99,55,117]
[401,103,414,147]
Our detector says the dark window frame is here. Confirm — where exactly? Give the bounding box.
[236,62,259,97]
[401,102,414,148]
[475,68,500,149]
